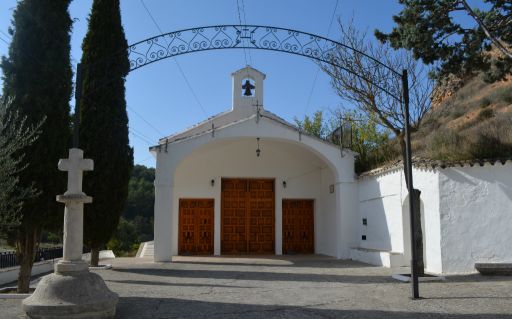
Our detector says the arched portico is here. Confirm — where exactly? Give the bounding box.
[152,112,358,261]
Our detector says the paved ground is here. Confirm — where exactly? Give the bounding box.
[1,255,512,318]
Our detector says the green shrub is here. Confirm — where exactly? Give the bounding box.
[477,108,494,121]
[480,97,491,108]
[490,87,512,105]
[424,128,469,161]
[107,217,140,256]
[450,107,465,119]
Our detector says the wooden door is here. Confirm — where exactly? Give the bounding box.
[221,178,275,254]
[282,199,314,254]
[247,179,275,253]
[221,179,248,254]
[179,199,214,255]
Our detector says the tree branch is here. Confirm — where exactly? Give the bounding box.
[460,0,512,59]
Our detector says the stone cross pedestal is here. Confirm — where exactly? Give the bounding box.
[23,148,118,319]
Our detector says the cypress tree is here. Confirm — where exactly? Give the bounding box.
[79,0,133,266]
[0,0,72,292]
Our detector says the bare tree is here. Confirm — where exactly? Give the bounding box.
[320,19,434,275]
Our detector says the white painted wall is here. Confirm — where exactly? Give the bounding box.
[356,162,512,275]
[357,167,441,273]
[358,169,405,253]
[439,162,512,274]
[409,168,442,274]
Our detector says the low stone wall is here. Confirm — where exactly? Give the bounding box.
[0,250,115,286]
[0,260,56,287]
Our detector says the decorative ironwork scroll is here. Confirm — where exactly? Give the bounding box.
[127,25,400,79]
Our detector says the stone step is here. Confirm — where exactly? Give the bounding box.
[136,241,154,258]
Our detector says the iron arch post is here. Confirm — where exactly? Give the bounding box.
[402,69,419,299]
[72,24,421,299]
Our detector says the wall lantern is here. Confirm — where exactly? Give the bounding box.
[282,181,287,188]
[210,179,215,187]
[256,137,261,157]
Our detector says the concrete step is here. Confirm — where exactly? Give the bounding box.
[136,241,154,258]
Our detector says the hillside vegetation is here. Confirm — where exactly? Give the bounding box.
[413,75,512,162]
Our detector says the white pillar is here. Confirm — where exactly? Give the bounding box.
[335,178,358,259]
[154,183,173,262]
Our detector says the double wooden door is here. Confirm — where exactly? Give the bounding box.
[282,199,315,254]
[221,178,275,254]
[178,198,214,255]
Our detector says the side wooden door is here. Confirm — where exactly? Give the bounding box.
[179,199,214,255]
[282,199,314,254]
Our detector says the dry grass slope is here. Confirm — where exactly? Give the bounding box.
[413,75,512,161]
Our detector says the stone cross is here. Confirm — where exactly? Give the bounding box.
[58,148,93,195]
[22,147,118,319]
[55,148,94,273]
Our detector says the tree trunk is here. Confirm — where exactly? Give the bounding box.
[90,247,100,267]
[411,188,425,276]
[16,227,39,293]
[399,135,425,276]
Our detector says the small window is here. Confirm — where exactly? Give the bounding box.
[362,235,367,240]
[362,218,367,226]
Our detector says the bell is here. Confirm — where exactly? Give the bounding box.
[242,79,255,96]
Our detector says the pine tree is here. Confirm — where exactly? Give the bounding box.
[375,0,512,81]
[0,0,72,292]
[79,0,133,266]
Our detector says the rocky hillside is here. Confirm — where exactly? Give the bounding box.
[412,75,512,161]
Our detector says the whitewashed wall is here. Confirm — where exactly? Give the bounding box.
[357,161,512,275]
[358,170,404,253]
[438,162,512,274]
[172,138,338,257]
[357,167,441,273]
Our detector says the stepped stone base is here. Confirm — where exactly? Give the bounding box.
[22,270,118,319]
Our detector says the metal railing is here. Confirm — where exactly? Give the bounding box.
[0,246,74,269]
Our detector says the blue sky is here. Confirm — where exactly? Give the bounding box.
[0,1,481,167]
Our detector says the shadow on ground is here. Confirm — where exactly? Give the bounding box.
[112,267,394,284]
[115,296,512,319]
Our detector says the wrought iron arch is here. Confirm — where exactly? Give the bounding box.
[126,25,400,97]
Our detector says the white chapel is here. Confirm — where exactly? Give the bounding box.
[150,66,512,275]
[151,66,358,260]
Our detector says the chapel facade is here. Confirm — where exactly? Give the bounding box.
[150,66,358,260]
